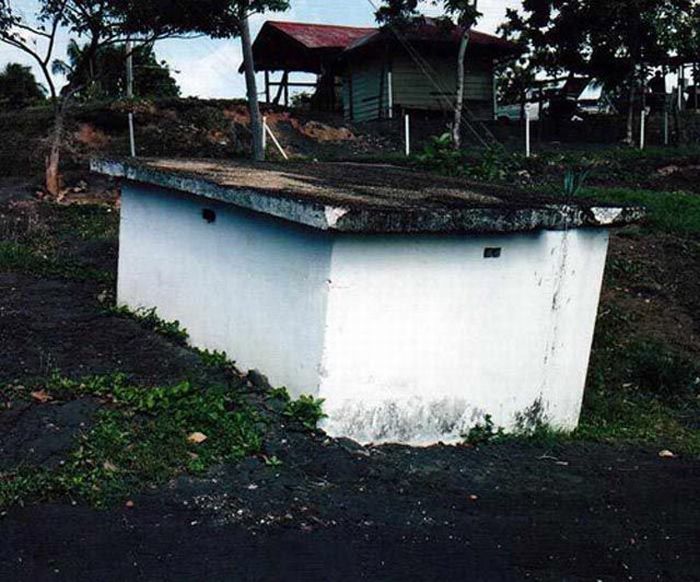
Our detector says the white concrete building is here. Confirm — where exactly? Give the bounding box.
[92,158,643,445]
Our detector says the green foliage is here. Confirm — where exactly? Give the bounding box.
[107,306,189,345]
[52,41,180,102]
[267,386,292,403]
[0,63,45,109]
[417,138,513,180]
[375,0,420,27]
[283,394,327,431]
[579,187,700,235]
[195,349,232,370]
[376,0,481,29]
[468,145,512,181]
[416,133,463,175]
[501,0,692,93]
[0,374,263,508]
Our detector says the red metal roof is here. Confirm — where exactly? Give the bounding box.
[266,21,376,50]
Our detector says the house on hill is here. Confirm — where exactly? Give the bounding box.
[249,19,521,122]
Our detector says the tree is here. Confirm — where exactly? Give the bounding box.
[502,0,694,145]
[441,0,481,149]
[0,63,45,109]
[52,41,180,101]
[0,0,288,196]
[376,0,482,149]
[0,0,207,196]
[497,60,537,121]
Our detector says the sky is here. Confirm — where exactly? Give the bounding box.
[1,0,522,98]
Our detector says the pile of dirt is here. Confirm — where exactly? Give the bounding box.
[0,99,408,187]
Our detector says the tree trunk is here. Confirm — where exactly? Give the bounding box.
[240,12,265,162]
[45,103,65,198]
[625,84,636,146]
[452,32,470,150]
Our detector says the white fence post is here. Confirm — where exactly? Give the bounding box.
[387,71,394,119]
[404,113,411,157]
[264,121,289,160]
[525,105,531,158]
[640,109,646,150]
[262,115,267,159]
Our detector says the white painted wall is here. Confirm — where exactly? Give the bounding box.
[319,229,609,444]
[119,184,610,445]
[119,184,333,395]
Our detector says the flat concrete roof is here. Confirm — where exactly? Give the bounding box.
[91,157,645,234]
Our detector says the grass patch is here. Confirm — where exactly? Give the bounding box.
[575,390,700,453]
[0,240,113,282]
[578,187,700,235]
[0,374,263,508]
[50,203,118,242]
[577,304,700,453]
[0,201,118,282]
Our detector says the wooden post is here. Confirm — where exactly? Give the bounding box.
[265,71,270,104]
[284,73,289,108]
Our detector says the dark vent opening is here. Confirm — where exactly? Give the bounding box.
[484,247,502,259]
[202,209,217,224]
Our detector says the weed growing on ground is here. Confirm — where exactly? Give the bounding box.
[0,374,263,508]
[195,348,234,370]
[463,412,568,447]
[563,167,592,197]
[107,305,189,346]
[463,415,504,446]
[283,394,327,431]
[266,388,327,431]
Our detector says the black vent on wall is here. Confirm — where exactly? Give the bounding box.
[484,247,502,259]
[202,209,217,224]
